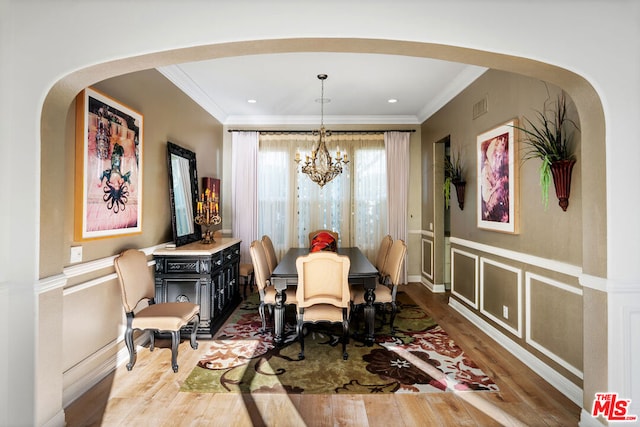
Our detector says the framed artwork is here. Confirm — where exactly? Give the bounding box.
[75,87,143,240]
[477,119,519,233]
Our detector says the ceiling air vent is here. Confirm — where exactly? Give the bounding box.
[473,96,488,119]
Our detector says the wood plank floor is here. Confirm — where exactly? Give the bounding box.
[65,283,581,426]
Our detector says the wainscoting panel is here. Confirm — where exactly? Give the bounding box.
[526,272,583,379]
[421,237,433,280]
[480,258,522,338]
[451,248,478,309]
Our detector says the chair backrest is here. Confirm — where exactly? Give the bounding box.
[308,229,339,246]
[375,235,393,274]
[114,249,155,313]
[295,252,350,309]
[249,240,271,292]
[382,239,407,286]
[261,235,278,274]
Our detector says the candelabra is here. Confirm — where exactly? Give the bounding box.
[195,188,221,244]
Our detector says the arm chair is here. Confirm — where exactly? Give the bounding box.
[375,234,393,281]
[350,239,407,334]
[295,252,351,360]
[250,240,297,333]
[114,249,200,373]
[261,235,278,275]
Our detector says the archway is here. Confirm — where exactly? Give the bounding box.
[40,37,606,413]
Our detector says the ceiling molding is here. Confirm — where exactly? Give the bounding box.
[224,114,421,126]
[417,67,488,122]
[157,65,229,123]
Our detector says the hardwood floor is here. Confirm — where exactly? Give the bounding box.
[65,283,580,426]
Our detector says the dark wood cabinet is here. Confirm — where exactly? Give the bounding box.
[153,238,242,338]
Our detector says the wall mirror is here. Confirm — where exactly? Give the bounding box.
[167,141,201,246]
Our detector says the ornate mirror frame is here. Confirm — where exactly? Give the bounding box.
[167,141,201,246]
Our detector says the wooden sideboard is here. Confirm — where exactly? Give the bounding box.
[153,238,242,338]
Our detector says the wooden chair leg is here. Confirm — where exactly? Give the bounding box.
[170,330,180,373]
[190,314,199,350]
[342,314,349,360]
[149,330,155,352]
[124,326,136,371]
[297,313,305,360]
[259,302,267,333]
[389,302,397,334]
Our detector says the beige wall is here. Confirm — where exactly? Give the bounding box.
[422,69,590,392]
[39,69,223,404]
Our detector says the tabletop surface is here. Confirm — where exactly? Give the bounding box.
[272,247,378,278]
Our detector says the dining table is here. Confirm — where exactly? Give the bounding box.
[269,247,379,346]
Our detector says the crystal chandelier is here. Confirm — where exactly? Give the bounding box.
[295,74,349,187]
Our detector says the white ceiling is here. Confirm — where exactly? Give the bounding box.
[157,52,487,126]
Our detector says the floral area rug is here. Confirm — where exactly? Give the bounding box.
[181,292,499,394]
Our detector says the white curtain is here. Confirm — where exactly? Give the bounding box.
[385,131,410,283]
[257,132,386,262]
[232,131,258,264]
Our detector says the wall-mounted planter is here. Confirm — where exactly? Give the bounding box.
[453,181,466,210]
[551,158,576,211]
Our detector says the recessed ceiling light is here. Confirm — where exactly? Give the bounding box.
[388,98,398,103]
[247,99,257,103]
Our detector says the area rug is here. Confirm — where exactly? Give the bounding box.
[181,292,499,394]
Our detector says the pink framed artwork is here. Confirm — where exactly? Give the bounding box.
[75,88,143,240]
[477,119,519,233]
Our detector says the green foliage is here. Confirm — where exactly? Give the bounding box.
[443,150,464,209]
[513,93,578,208]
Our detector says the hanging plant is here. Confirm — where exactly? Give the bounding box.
[444,150,465,210]
[513,92,579,210]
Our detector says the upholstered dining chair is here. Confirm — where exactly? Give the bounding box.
[114,249,200,373]
[295,251,351,360]
[375,234,393,280]
[350,239,407,334]
[250,240,297,333]
[308,229,339,246]
[261,235,278,275]
[239,262,255,299]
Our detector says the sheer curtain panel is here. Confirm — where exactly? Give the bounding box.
[385,131,410,283]
[257,132,386,263]
[232,131,258,264]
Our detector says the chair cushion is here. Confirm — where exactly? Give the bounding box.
[301,303,348,323]
[350,284,393,305]
[239,263,254,276]
[131,302,199,331]
[263,287,297,305]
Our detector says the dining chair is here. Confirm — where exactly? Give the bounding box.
[375,234,393,280]
[295,251,351,360]
[350,239,407,334]
[250,240,297,333]
[114,249,200,373]
[261,235,278,274]
[239,262,255,299]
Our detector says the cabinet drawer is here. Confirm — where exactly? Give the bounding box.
[222,243,241,264]
[155,256,211,275]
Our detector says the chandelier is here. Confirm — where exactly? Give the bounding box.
[295,74,348,187]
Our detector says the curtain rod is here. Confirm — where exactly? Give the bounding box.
[227,129,415,134]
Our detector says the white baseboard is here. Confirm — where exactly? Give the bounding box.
[41,409,65,427]
[579,409,605,427]
[63,334,148,408]
[448,298,583,407]
[421,276,446,293]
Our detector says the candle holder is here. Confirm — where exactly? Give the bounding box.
[194,188,221,244]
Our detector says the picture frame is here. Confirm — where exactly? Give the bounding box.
[75,87,143,240]
[477,119,519,233]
